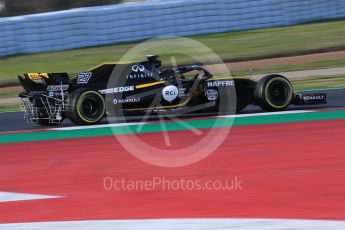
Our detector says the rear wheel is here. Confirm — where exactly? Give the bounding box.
[68,89,105,125]
[255,74,293,111]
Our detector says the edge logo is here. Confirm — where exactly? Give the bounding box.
[99,86,135,94]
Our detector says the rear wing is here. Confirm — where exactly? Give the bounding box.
[18,72,70,92]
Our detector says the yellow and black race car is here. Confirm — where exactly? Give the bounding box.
[18,55,326,126]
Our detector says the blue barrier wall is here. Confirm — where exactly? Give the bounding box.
[1,0,345,56]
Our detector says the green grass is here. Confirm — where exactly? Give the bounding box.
[0,91,17,98]
[0,86,21,99]
[2,20,345,85]
[292,74,345,91]
[0,105,20,112]
[232,59,345,76]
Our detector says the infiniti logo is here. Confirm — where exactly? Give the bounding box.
[131,65,145,72]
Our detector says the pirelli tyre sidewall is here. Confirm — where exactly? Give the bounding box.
[255,74,293,111]
[68,88,105,125]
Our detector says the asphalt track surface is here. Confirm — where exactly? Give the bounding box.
[1,106,345,227]
[0,88,344,132]
[0,88,344,229]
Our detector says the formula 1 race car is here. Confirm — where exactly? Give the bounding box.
[18,55,327,126]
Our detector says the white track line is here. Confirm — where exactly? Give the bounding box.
[297,86,345,92]
[51,122,146,131]
[0,191,61,203]
[217,110,313,118]
[1,218,345,230]
[51,111,313,131]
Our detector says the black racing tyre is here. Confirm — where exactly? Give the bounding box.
[67,88,105,125]
[254,74,293,112]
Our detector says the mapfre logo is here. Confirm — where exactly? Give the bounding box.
[131,65,145,72]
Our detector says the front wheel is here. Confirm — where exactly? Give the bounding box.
[255,74,293,112]
[67,88,106,125]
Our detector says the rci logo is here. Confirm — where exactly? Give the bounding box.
[131,65,145,72]
[162,85,178,102]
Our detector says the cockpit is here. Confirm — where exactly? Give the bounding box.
[159,65,212,81]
